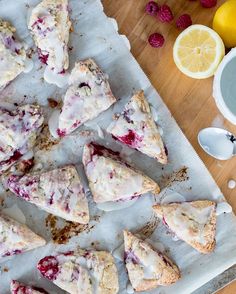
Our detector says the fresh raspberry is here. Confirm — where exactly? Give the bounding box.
[200,0,217,8]
[148,33,165,48]
[176,14,192,30]
[157,4,173,23]
[145,1,159,16]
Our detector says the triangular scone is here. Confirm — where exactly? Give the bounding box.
[123,230,180,292]
[7,165,89,224]
[57,59,116,137]
[0,19,27,90]
[0,105,44,174]
[38,249,119,294]
[28,0,71,73]
[82,142,160,203]
[107,91,167,164]
[153,200,217,254]
[11,280,48,294]
[0,214,46,259]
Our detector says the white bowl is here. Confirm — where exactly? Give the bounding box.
[213,48,236,124]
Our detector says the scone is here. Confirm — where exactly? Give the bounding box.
[153,200,217,253]
[57,59,116,137]
[10,280,48,294]
[82,142,160,204]
[107,90,167,164]
[0,105,44,174]
[37,249,119,294]
[123,230,180,292]
[0,214,46,259]
[7,165,89,224]
[28,0,71,73]
[0,19,27,89]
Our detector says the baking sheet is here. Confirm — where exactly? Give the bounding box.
[0,0,236,293]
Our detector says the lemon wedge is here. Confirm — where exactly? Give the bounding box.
[173,24,225,79]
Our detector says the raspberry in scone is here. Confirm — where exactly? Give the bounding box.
[10,280,48,294]
[107,90,167,164]
[0,214,46,259]
[56,59,116,137]
[123,230,180,292]
[0,19,27,90]
[82,142,160,204]
[0,104,44,174]
[7,165,89,224]
[153,200,217,253]
[37,249,119,294]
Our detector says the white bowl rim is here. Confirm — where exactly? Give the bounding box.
[213,47,236,125]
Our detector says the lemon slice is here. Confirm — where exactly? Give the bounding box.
[173,24,225,79]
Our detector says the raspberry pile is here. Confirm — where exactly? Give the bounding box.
[145,0,217,48]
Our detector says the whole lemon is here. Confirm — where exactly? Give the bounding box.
[213,0,236,48]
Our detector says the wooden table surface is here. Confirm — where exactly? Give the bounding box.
[102,0,236,293]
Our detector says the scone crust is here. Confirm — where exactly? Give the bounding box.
[108,90,167,164]
[57,58,116,136]
[82,143,160,203]
[0,104,44,174]
[89,250,119,294]
[153,200,216,253]
[7,165,89,224]
[38,248,119,294]
[0,214,46,258]
[0,19,26,89]
[70,59,116,105]
[28,0,71,71]
[123,230,180,291]
[131,91,167,165]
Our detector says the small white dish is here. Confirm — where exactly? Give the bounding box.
[213,48,236,124]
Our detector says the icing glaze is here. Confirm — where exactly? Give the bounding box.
[165,202,215,245]
[107,91,167,164]
[56,59,116,137]
[83,143,159,204]
[44,66,69,88]
[0,214,45,259]
[0,105,44,174]
[7,165,89,224]
[28,0,71,75]
[38,249,119,294]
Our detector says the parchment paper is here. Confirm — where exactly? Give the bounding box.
[0,0,236,293]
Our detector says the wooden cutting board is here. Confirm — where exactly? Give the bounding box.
[102,0,236,293]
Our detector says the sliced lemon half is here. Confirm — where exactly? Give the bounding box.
[173,24,225,79]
